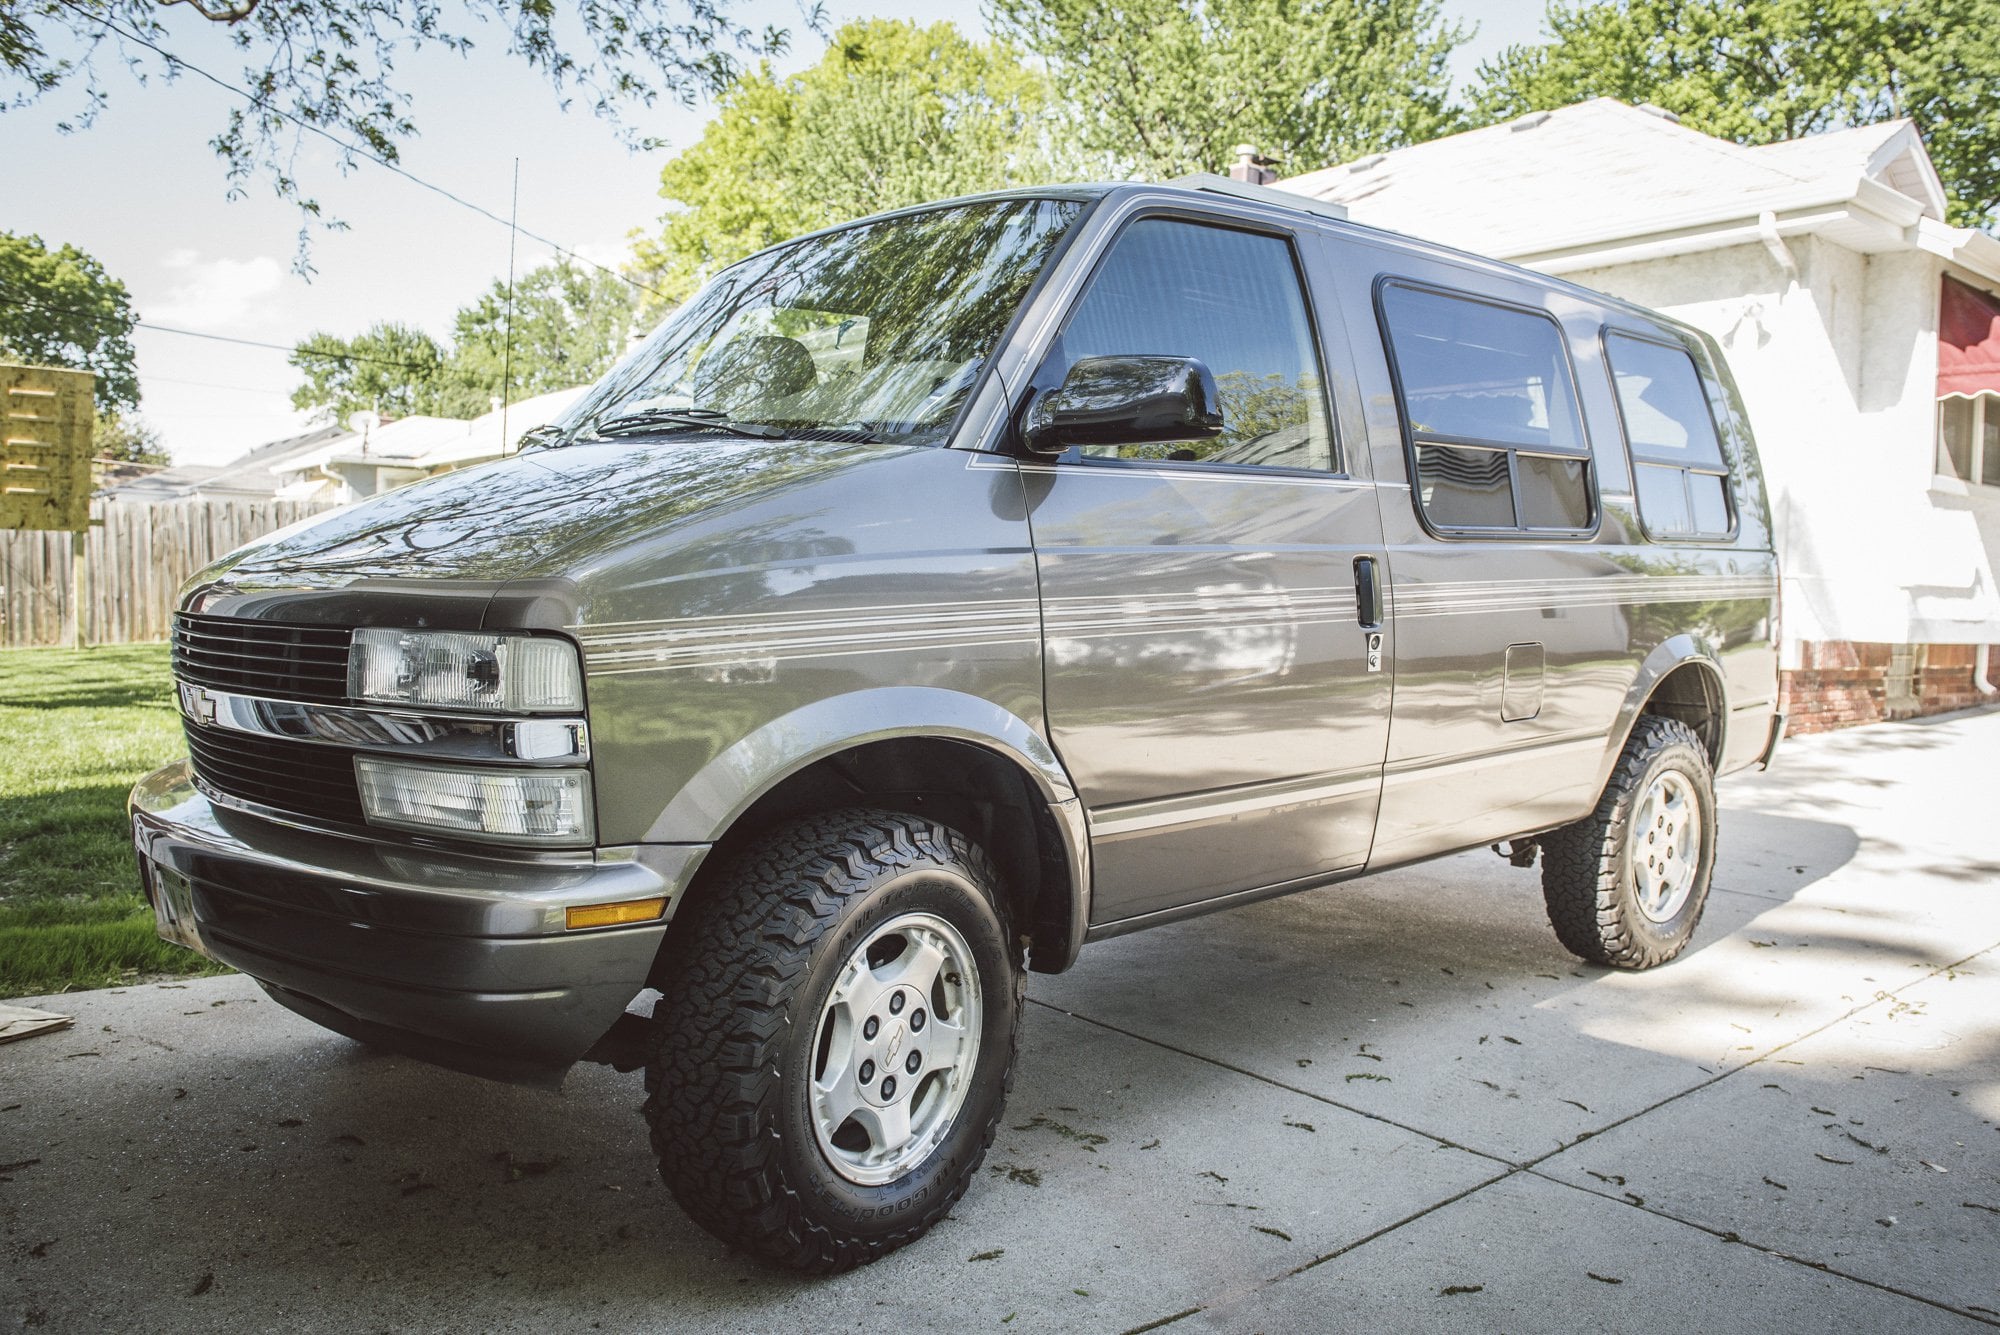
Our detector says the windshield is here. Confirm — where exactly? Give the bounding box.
[557,196,1085,446]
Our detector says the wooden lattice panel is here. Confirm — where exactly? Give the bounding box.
[1,364,94,533]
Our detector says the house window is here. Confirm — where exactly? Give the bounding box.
[1938,393,2000,487]
[1939,277,2000,481]
[1378,282,1595,534]
[1604,331,1735,540]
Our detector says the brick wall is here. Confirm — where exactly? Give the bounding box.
[1782,641,1998,735]
[1781,641,1890,734]
[1915,643,1991,716]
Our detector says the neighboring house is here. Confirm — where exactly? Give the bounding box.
[1281,98,2000,732]
[97,425,348,502]
[272,387,587,504]
[105,387,591,508]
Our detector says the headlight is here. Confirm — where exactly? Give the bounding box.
[355,757,594,846]
[348,629,583,713]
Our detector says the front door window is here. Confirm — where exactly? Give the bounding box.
[1055,219,1335,471]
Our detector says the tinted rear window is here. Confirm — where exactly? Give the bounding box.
[1606,330,1734,539]
[1380,285,1586,455]
[1380,282,1593,534]
[1605,332,1726,468]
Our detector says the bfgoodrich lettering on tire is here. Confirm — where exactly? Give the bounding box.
[642,808,1021,1272]
[1540,715,1718,970]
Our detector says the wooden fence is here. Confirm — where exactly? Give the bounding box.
[1,497,337,648]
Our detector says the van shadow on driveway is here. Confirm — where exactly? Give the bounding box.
[5,709,1998,1333]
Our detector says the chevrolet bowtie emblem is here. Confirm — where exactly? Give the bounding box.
[181,683,218,726]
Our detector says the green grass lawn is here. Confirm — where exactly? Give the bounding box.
[0,644,227,996]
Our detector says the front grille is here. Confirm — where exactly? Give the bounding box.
[172,613,352,704]
[184,726,367,826]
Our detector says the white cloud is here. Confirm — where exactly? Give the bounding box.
[144,253,286,330]
[560,239,634,273]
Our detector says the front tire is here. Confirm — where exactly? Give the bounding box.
[1541,715,1717,969]
[643,809,1021,1272]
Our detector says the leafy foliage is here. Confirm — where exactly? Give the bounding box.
[985,0,1467,180]
[2,1,803,260]
[289,320,460,423]
[1217,371,1318,442]
[448,259,641,403]
[91,410,170,467]
[630,20,1071,307]
[1471,0,2000,229]
[289,257,639,422]
[0,230,139,412]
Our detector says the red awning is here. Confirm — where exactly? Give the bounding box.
[1939,276,2000,397]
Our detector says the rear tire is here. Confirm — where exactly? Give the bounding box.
[1541,715,1716,970]
[642,809,1021,1272]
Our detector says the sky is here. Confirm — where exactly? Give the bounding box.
[5,0,1550,468]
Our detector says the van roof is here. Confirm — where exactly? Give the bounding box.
[741,181,1715,353]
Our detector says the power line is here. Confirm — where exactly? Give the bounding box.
[137,320,438,370]
[54,0,665,301]
[0,293,438,370]
[136,409,309,420]
[141,374,291,394]
[0,290,133,327]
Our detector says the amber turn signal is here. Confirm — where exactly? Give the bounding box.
[564,897,668,930]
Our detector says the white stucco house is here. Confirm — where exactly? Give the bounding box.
[1281,97,2000,730]
[271,386,587,504]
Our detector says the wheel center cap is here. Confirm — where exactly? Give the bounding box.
[885,1020,905,1063]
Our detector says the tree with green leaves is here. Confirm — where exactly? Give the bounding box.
[0,230,139,413]
[1471,0,2000,229]
[985,0,1467,180]
[449,259,641,403]
[289,322,463,424]
[290,257,641,422]
[92,411,171,468]
[1,1,802,258]
[630,19,1070,306]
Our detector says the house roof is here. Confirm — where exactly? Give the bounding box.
[98,424,349,501]
[318,415,473,467]
[1279,98,1947,271]
[363,387,587,471]
[274,386,590,481]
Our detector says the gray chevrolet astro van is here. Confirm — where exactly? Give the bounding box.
[132,179,1780,1270]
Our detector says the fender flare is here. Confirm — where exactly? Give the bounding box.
[644,687,1092,969]
[1593,634,1728,796]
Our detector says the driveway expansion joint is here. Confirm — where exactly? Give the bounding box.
[1087,931,2000,1332]
[1026,996,1517,1167]
[1524,1166,2000,1329]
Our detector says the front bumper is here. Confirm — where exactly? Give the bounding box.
[130,760,708,1085]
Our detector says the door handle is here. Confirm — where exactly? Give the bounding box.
[1353,555,1382,629]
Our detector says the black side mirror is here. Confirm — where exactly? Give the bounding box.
[1020,355,1224,456]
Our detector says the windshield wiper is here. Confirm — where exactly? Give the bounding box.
[590,408,784,440]
[514,422,566,450]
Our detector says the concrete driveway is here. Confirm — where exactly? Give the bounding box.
[5,708,1998,1333]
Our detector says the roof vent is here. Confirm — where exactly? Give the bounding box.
[1510,111,1552,132]
[1349,153,1387,174]
[1635,103,1682,124]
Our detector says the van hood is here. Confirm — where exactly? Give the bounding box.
[205,437,898,593]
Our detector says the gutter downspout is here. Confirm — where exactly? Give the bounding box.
[1977,643,1998,696]
[1758,211,1801,289]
